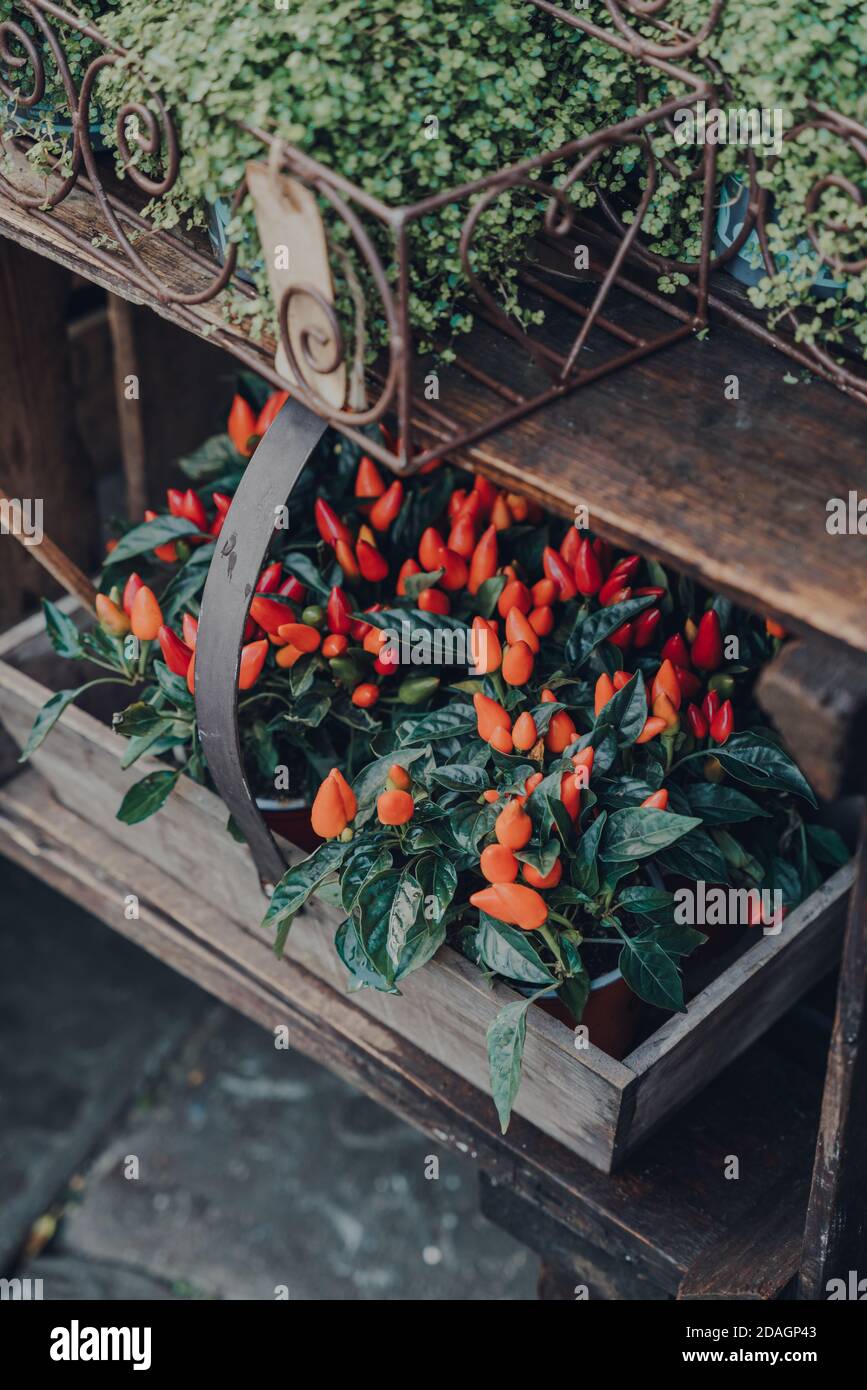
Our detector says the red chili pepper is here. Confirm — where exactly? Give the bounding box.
[608,621,633,650]
[167,488,185,518]
[179,488,207,532]
[633,606,661,649]
[182,612,198,649]
[228,394,257,457]
[435,545,469,591]
[710,698,734,744]
[238,639,268,690]
[686,702,708,739]
[573,537,602,596]
[397,558,421,595]
[417,588,450,615]
[542,546,577,601]
[661,632,691,668]
[355,455,386,502]
[468,525,498,594]
[472,475,498,519]
[157,625,193,678]
[609,554,641,584]
[326,586,353,635]
[315,497,353,547]
[559,526,582,569]
[703,689,720,727]
[356,539,388,582]
[641,789,669,811]
[212,492,232,518]
[369,479,404,532]
[278,575,307,603]
[447,489,467,520]
[122,571,144,616]
[632,586,666,599]
[599,573,632,606]
[255,389,290,437]
[593,538,614,575]
[691,610,724,671]
[601,583,632,609]
[257,561,283,594]
[349,604,381,641]
[447,510,477,559]
[675,665,702,699]
[250,595,295,634]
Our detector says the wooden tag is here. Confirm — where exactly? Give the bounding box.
[246,159,346,410]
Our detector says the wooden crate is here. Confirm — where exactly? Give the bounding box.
[0,603,852,1172]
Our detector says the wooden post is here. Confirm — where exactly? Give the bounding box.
[799,801,867,1298]
[0,239,98,628]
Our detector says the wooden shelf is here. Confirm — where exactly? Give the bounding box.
[0,766,832,1298]
[1,162,866,657]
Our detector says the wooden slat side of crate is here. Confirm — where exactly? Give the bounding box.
[0,621,631,1168]
[620,864,852,1161]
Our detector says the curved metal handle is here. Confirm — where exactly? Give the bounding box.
[196,397,329,887]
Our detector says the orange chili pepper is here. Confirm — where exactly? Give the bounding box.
[96,593,130,637]
[130,585,163,641]
[502,641,535,686]
[377,789,414,825]
[480,843,519,884]
[531,578,557,607]
[528,605,554,637]
[238,639,268,689]
[351,682,380,708]
[640,789,669,811]
[652,658,682,710]
[228,393,257,456]
[397,558,421,596]
[418,526,446,571]
[512,711,538,752]
[594,673,615,717]
[497,579,531,619]
[495,799,533,850]
[505,606,540,654]
[545,708,577,753]
[489,725,514,754]
[322,634,348,658]
[491,494,512,531]
[277,622,321,653]
[369,479,404,532]
[469,616,502,676]
[469,882,547,931]
[473,692,511,741]
[468,525,498,595]
[635,715,667,744]
[523,858,562,890]
[388,763,412,791]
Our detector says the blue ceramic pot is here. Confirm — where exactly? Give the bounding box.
[714,174,845,298]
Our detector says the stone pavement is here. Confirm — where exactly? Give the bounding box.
[0,860,537,1300]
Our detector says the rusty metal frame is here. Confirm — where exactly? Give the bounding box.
[1,0,866,469]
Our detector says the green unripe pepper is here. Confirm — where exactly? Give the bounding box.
[397,675,440,705]
[302,604,326,629]
[329,655,365,688]
[707,673,736,698]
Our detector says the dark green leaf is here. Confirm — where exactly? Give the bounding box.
[487,995,535,1134]
[42,599,83,659]
[476,913,557,986]
[657,827,730,884]
[111,701,170,738]
[714,733,817,806]
[572,810,606,895]
[103,515,198,567]
[429,762,490,792]
[116,769,180,824]
[19,686,85,760]
[386,869,424,970]
[618,938,685,1011]
[335,917,397,993]
[263,840,349,932]
[398,704,477,745]
[806,825,850,869]
[685,783,768,825]
[601,807,701,861]
[565,595,656,666]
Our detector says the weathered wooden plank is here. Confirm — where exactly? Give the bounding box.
[756,640,867,800]
[2,169,867,652]
[624,864,852,1154]
[0,238,98,626]
[677,1175,810,1301]
[799,800,867,1299]
[0,767,832,1296]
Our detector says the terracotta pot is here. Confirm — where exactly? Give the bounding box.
[258,799,320,853]
[537,969,641,1061]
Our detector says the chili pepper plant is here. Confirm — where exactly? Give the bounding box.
[26,378,848,1130]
